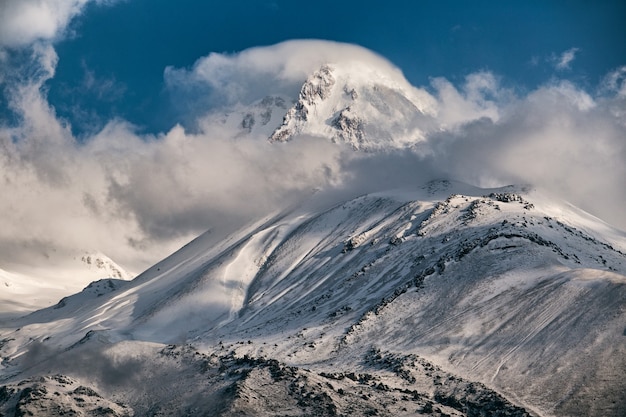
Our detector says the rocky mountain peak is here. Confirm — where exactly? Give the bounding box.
[299,64,336,106]
[206,62,436,149]
[269,63,434,149]
[269,64,337,143]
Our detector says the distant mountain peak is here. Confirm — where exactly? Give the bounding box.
[203,62,437,149]
[264,63,433,149]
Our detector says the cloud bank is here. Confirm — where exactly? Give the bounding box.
[1,39,625,275]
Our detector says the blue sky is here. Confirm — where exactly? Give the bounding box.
[41,0,626,135]
[0,0,625,269]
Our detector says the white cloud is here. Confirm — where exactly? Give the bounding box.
[1,40,625,278]
[430,71,504,127]
[164,39,414,117]
[601,66,626,98]
[553,47,580,71]
[0,0,122,47]
[0,0,87,47]
[0,53,345,271]
[424,80,625,228]
[0,121,345,271]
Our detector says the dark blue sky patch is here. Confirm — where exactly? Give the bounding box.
[26,0,626,135]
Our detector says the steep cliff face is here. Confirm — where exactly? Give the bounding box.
[270,65,337,142]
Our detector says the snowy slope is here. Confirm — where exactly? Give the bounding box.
[1,180,624,416]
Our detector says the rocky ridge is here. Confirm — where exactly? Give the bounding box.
[264,64,436,148]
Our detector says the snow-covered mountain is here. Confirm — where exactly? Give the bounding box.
[0,59,624,416]
[1,179,624,416]
[268,64,437,149]
[200,62,438,149]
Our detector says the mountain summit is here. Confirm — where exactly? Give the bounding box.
[205,61,439,150]
[268,64,437,149]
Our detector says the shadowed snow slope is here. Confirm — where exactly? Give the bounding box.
[1,180,625,416]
